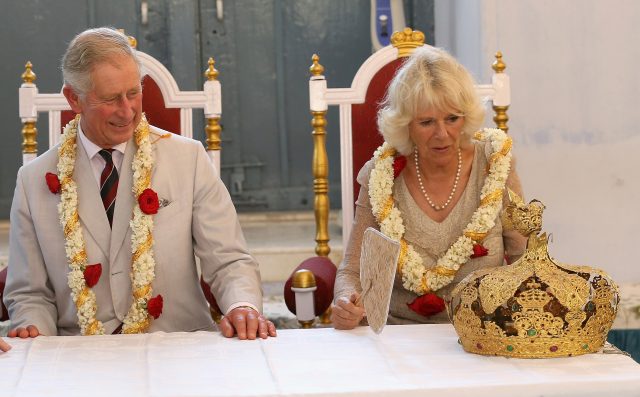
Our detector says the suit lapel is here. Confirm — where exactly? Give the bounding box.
[109,138,136,263]
[75,141,111,258]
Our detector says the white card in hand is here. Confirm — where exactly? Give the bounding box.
[359,227,400,334]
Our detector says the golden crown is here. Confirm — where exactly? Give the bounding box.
[448,190,619,358]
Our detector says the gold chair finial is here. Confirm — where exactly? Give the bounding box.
[391,28,426,58]
[310,54,324,76]
[205,57,219,81]
[292,269,317,289]
[128,35,137,49]
[492,51,506,73]
[22,61,36,84]
[117,29,137,49]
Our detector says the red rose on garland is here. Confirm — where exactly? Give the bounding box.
[138,188,159,214]
[393,156,407,179]
[470,243,489,258]
[407,293,446,317]
[45,172,61,194]
[83,263,102,288]
[147,295,164,319]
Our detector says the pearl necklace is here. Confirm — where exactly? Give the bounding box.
[369,129,513,294]
[414,147,462,211]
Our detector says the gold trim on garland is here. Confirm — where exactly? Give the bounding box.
[368,128,512,295]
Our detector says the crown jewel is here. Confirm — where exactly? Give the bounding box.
[448,190,619,358]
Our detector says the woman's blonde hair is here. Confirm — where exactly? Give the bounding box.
[377,46,485,155]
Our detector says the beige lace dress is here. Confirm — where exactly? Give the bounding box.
[334,140,526,324]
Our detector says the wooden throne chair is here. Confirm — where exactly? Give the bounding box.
[284,28,512,325]
[1,30,224,323]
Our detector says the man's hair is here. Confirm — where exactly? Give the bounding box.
[377,46,485,155]
[61,27,142,96]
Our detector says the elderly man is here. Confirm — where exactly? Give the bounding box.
[4,27,275,340]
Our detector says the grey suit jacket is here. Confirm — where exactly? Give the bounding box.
[4,127,262,335]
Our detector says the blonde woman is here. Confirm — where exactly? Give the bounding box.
[332,46,526,329]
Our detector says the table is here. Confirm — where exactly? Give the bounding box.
[1,324,640,397]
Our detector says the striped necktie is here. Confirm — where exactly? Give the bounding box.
[98,149,119,227]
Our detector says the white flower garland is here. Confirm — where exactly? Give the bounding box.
[369,128,512,295]
[57,114,157,335]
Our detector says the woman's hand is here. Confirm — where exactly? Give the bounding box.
[331,292,366,330]
[0,337,11,352]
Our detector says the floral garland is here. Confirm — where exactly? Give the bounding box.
[53,114,162,335]
[368,128,512,295]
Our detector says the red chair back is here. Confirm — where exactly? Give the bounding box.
[350,58,405,204]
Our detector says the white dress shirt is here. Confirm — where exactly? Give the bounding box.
[77,124,127,186]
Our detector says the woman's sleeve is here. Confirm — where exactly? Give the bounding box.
[334,161,379,302]
[502,155,527,263]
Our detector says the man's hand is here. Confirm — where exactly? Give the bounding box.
[219,307,277,340]
[7,325,41,338]
[331,292,366,330]
[0,337,11,352]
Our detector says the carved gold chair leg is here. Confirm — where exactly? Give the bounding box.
[204,57,222,171]
[492,105,509,134]
[309,56,334,326]
[21,61,38,162]
[204,57,221,153]
[319,306,332,325]
[22,120,38,156]
[492,52,509,133]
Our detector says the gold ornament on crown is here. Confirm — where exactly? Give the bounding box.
[368,128,512,295]
[448,190,619,358]
[58,114,158,335]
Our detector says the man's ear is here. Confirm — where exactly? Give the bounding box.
[62,85,83,114]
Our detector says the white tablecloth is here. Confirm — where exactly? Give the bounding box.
[1,324,640,397]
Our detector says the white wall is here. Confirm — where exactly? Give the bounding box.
[436,0,640,283]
